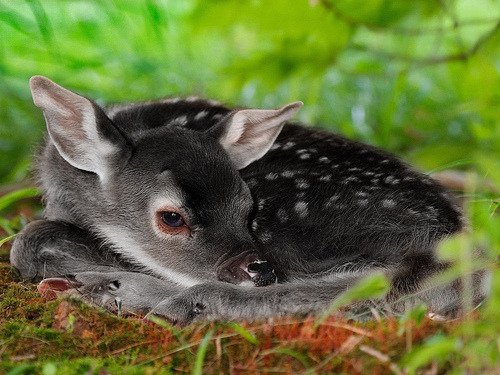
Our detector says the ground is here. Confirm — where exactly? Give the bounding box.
[0,192,498,374]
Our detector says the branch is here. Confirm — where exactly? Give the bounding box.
[318,0,500,36]
[349,20,499,66]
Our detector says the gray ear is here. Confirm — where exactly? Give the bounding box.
[29,76,127,182]
[218,102,303,169]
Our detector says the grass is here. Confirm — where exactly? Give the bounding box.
[0,181,498,374]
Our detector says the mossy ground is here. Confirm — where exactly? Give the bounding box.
[0,189,498,374]
[1,238,498,374]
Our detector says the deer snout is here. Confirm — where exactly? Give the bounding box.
[216,251,277,286]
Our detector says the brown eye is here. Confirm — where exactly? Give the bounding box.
[156,209,190,236]
[160,211,185,227]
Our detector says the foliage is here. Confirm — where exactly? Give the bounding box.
[0,0,499,373]
[0,0,499,183]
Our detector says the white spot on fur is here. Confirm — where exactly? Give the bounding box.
[194,110,208,120]
[169,115,188,126]
[356,191,368,197]
[295,178,310,189]
[299,153,311,160]
[319,175,332,182]
[281,170,296,178]
[212,114,223,121]
[384,176,400,185]
[258,199,266,210]
[98,225,200,287]
[380,159,389,164]
[258,230,273,243]
[207,99,222,106]
[251,220,258,231]
[282,141,296,150]
[357,199,369,206]
[319,156,330,163]
[348,167,361,172]
[296,149,308,154]
[382,199,396,208]
[265,172,278,180]
[324,195,340,208]
[343,176,359,184]
[270,143,281,151]
[294,201,309,218]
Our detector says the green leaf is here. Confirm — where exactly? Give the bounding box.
[402,335,461,374]
[315,272,390,326]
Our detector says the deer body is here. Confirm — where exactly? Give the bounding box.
[10,77,486,324]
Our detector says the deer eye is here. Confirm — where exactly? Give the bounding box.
[160,211,185,227]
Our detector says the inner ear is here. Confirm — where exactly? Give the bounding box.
[216,102,303,169]
[29,76,129,181]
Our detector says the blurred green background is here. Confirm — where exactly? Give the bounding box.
[0,2,499,373]
[0,0,499,185]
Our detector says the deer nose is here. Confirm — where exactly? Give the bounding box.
[216,251,277,286]
[216,251,258,284]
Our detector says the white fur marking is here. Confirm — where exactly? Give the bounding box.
[98,225,200,287]
[194,110,208,120]
[382,199,396,208]
[294,201,309,218]
[265,172,279,180]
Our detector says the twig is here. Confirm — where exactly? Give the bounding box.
[133,332,239,366]
[359,345,403,375]
[319,0,499,35]
[109,339,159,355]
[320,321,374,337]
[348,20,499,66]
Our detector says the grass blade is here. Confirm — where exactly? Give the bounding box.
[0,187,40,212]
[192,328,214,375]
[228,322,258,345]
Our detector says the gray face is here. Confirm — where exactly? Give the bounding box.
[102,129,256,285]
[29,75,302,287]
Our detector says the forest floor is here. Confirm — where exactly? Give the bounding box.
[0,191,498,375]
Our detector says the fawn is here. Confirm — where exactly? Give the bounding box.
[10,76,488,324]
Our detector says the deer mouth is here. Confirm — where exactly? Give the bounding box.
[216,251,277,287]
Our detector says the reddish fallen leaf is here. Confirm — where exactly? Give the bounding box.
[37,278,75,300]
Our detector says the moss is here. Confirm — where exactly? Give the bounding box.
[0,242,498,374]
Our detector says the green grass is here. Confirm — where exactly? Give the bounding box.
[0,0,499,373]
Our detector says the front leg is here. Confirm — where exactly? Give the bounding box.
[10,220,128,281]
[151,276,367,325]
[69,271,183,315]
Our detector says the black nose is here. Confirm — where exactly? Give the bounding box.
[247,261,277,286]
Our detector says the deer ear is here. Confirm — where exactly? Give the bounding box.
[217,102,303,169]
[29,76,128,182]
